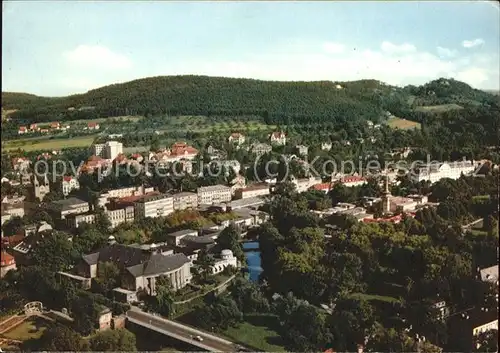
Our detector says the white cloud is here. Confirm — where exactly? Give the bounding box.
[322,42,345,54]
[462,38,485,48]
[437,46,457,58]
[63,45,132,70]
[380,41,417,54]
[44,40,499,94]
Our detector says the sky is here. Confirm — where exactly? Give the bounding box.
[2,1,499,96]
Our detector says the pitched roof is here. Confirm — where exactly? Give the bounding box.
[82,243,190,277]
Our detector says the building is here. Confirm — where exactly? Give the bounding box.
[311,183,331,193]
[99,185,154,206]
[105,206,134,228]
[88,122,100,130]
[92,141,123,161]
[0,251,16,278]
[12,157,30,172]
[62,176,80,196]
[66,212,96,229]
[1,195,25,220]
[332,174,367,187]
[165,229,199,246]
[77,243,192,299]
[235,183,270,199]
[228,133,245,145]
[18,126,27,134]
[46,197,90,219]
[172,192,198,211]
[269,131,286,145]
[51,122,61,129]
[479,265,499,284]
[321,142,332,151]
[291,176,322,193]
[197,185,232,205]
[134,193,174,219]
[230,175,247,196]
[228,196,265,211]
[250,143,272,156]
[411,160,476,184]
[32,174,50,201]
[211,249,238,275]
[296,145,309,156]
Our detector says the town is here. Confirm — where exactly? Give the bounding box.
[2,1,499,352]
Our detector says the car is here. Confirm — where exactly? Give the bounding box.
[192,335,204,342]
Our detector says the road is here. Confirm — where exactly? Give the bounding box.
[126,309,237,352]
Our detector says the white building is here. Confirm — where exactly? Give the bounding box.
[321,142,332,151]
[296,145,308,156]
[211,249,238,275]
[62,176,80,196]
[134,194,174,219]
[228,133,245,145]
[411,160,476,184]
[172,192,198,211]
[98,185,154,206]
[66,212,96,229]
[291,176,322,193]
[105,206,135,229]
[269,131,286,145]
[235,183,270,199]
[197,185,232,205]
[92,141,123,160]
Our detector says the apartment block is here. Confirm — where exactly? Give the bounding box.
[197,185,232,205]
[172,192,198,211]
[134,194,174,219]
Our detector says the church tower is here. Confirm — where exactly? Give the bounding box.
[381,174,392,214]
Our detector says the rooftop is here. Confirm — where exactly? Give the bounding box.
[198,184,231,193]
[166,229,199,238]
[50,197,88,210]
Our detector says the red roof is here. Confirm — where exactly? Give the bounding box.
[19,126,27,131]
[271,131,285,138]
[30,124,38,129]
[0,251,15,266]
[117,191,160,204]
[241,183,268,192]
[340,176,366,183]
[63,176,74,182]
[230,133,243,138]
[170,142,198,156]
[51,122,60,127]
[1,234,24,246]
[312,183,331,191]
[88,122,99,127]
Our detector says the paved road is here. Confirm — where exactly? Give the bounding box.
[126,309,236,352]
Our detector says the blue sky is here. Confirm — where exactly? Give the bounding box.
[3,1,499,96]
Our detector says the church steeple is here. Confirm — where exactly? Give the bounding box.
[381,174,391,214]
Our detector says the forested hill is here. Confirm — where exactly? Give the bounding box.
[2,75,497,125]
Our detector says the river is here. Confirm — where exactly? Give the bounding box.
[242,241,262,282]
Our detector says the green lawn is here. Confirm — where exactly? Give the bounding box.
[2,317,48,341]
[222,314,286,352]
[3,134,98,151]
[415,104,463,113]
[386,117,421,130]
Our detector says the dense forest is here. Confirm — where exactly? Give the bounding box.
[2,75,498,126]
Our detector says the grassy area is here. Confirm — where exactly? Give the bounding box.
[2,317,48,341]
[3,134,97,151]
[158,116,277,134]
[43,115,144,125]
[222,314,286,352]
[415,104,463,113]
[348,292,402,304]
[386,116,421,130]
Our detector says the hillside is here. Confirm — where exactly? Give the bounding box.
[2,75,497,125]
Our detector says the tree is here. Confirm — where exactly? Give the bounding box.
[193,248,216,285]
[216,224,244,261]
[95,261,121,294]
[29,231,74,271]
[26,324,89,351]
[90,328,137,351]
[95,207,112,233]
[198,295,243,331]
[71,294,101,336]
[73,225,107,255]
[229,276,270,313]
[144,275,175,317]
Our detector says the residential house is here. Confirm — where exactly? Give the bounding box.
[321,142,332,151]
[228,133,245,145]
[0,251,16,278]
[62,176,80,196]
[51,122,61,129]
[296,145,309,156]
[88,122,100,130]
[66,212,96,229]
[332,175,367,187]
[250,143,272,156]
[18,126,27,134]
[311,183,331,193]
[104,205,135,229]
[269,131,286,145]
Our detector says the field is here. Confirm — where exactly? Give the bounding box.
[1,317,48,341]
[386,116,421,130]
[3,134,97,151]
[222,314,286,352]
[158,116,277,134]
[415,104,463,113]
[348,292,402,304]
